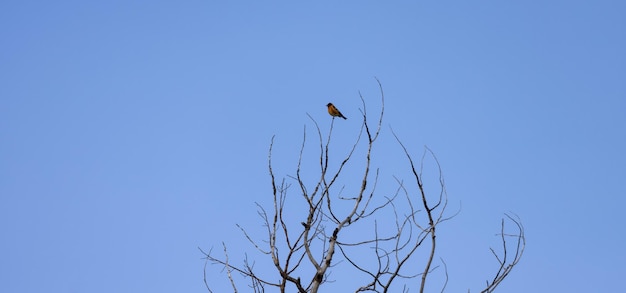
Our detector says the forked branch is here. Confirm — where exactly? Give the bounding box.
[480,213,525,293]
[202,80,524,293]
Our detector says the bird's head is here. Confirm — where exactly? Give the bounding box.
[326,103,333,107]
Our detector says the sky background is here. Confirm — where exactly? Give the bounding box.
[1,1,625,292]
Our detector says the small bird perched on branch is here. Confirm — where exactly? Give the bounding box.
[326,103,347,120]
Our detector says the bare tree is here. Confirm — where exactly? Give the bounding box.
[200,80,525,293]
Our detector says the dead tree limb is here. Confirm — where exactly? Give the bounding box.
[202,79,524,292]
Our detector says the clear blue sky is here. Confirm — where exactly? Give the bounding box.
[1,1,625,292]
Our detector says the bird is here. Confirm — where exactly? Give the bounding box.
[326,103,347,120]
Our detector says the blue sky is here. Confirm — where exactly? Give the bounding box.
[1,1,625,292]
